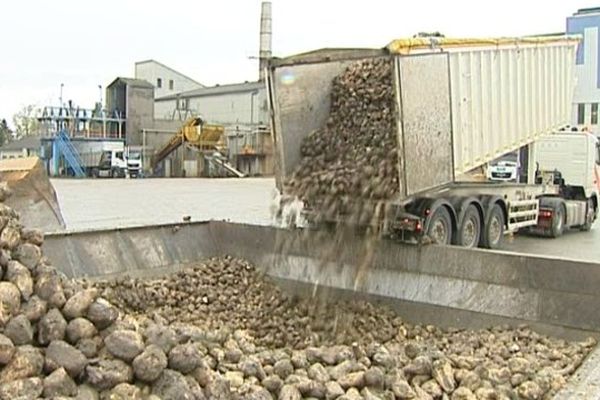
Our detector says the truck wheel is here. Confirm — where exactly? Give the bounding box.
[426,206,452,245]
[481,204,504,249]
[580,199,595,231]
[455,205,481,248]
[550,204,565,238]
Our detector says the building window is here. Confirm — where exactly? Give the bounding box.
[578,103,586,125]
[157,78,162,88]
[592,103,598,125]
[169,80,174,90]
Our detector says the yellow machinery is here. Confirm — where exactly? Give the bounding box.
[151,117,226,171]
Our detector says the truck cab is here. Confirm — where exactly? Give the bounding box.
[97,150,127,178]
[531,131,600,234]
[126,150,142,178]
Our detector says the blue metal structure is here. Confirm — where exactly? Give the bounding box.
[53,130,85,177]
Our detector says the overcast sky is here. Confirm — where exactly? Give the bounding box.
[0,0,597,127]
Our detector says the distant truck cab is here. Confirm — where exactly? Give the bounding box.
[126,150,142,178]
[92,146,143,179]
[96,150,127,178]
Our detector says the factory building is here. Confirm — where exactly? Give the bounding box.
[567,7,600,135]
[135,60,204,99]
[154,80,271,176]
[34,1,274,177]
[141,1,274,176]
[154,81,267,125]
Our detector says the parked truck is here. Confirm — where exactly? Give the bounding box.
[93,145,143,178]
[268,36,599,248]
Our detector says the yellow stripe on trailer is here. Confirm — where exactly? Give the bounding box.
[386,35,581,54]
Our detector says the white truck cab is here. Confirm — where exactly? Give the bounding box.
[530,131,600,234]
[533,132,600,199]
[126,149,142,178]
[97,149,127,178]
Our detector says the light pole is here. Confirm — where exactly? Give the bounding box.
[59,83,64,108]
[98,84,103,108]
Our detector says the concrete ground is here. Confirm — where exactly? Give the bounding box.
[502,224,600,262]
[52,177,600,262]
[52,177,276,231]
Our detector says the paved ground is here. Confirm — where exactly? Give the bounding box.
[502,225,600,262]
[52,177,277,230]
[52,178,600,263]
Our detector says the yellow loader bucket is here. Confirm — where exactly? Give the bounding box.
[0,157,65,232]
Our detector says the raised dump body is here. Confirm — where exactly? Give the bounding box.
[269,36,579,200]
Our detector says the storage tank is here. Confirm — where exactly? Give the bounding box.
[269,36,579,200]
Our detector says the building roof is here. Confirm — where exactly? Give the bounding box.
[107,77,154,89]
[0,136,41,151]
[575,7,600,16]
[156,81,265,101]
[271,48,385,67]
[135,59,204,87]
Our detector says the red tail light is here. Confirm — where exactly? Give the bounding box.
[539,210,553,219]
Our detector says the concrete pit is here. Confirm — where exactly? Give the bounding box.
[0,209,593,398]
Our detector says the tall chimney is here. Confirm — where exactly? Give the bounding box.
[259,1,272,81]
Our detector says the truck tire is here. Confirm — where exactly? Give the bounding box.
[580,199,595,231]
[550,204,565,238]
[481,204,504,249]
[455,205,481,248]
[426,206,452,245]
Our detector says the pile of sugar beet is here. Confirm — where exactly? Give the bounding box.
[0,185,595,399]
[285,57,399,221]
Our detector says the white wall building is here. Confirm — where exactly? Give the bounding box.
[567,8,600,135]
[135,60,204,100]
[154,81,268,126]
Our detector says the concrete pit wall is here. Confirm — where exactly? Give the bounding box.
[43,221,600,341]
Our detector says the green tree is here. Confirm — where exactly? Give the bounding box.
[12,105,40,138]
[0,119,11,146]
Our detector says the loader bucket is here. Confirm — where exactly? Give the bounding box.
[0,157,65,232]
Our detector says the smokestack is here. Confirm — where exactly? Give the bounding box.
[259,1,272,81]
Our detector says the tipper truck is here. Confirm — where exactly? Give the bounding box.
[268,36,600,248]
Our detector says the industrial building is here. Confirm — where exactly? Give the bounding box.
[153,80,271,176]
[134,60,204,99]
[0,136,40,159]
[36,103,128,177]
[30,1,274,178]
[567,7,600,135]
[154,81,267,125]
[135,1,273,176]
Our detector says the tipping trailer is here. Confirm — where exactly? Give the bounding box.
[268,36,599,248]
